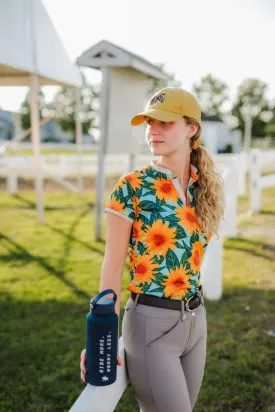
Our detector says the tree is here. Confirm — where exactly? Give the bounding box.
[46,73,100,138]
[231,78,270,137]
[20,89,45,132]
[147,63,182,98]
[265,100,275,137]
[192,73,229,117]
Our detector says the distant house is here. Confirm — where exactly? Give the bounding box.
[202,113,241,153]
[0,109,96,144]
[0,110,15,141]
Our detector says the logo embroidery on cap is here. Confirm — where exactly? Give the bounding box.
[150,93,166,106]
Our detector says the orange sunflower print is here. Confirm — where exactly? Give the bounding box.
[162,265,193,300]
[189,170,199,185]
[106,198,125,214]
[127,282,143,294]
[144,220,177,256]
[134,254,158,284]
[133,196,142,216]
[205,232,212,244]
[153,178,179,203]
[129,248,137,271]
[124,173,143,190]
[175,205,201,233]
[188,241,204,272]
[133,220,145,243]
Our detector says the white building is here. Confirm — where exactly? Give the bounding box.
[202,113,241,154]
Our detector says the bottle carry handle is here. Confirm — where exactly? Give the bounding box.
[90,289,117,309]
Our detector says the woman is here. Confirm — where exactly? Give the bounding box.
[80,87,225,412]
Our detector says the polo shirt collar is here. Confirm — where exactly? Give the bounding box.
[149,160,199,178]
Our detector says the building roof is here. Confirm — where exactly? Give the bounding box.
[77,39,168,81]
[0,0,82,87]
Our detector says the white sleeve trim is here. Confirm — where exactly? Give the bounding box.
[104,207,134,223]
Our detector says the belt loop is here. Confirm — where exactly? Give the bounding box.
[132,293,140,310]
[181,300,186,321]
[198,289,204,307]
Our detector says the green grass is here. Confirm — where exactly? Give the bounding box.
[1,187,275,411]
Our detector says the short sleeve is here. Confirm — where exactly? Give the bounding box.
[104,175,135,223]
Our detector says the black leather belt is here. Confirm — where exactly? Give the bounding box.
[131,285,204,312]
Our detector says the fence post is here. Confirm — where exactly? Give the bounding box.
[238,151,247,196]
[250,149,261,213]
[223,158,238,238]
[201,231,223,300]
[7,169,18,194]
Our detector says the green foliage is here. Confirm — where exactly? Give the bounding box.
[218,143,233,154]
[46,73,99,138]
[20,89,45,133]
[192,73,229,117]
[231,78,270,137]
[265,122,275,137]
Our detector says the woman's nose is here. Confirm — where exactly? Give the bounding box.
[149,122,160,135]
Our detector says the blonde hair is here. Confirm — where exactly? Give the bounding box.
[184,116,225,236]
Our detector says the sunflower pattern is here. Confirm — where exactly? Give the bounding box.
[105,161,212,301]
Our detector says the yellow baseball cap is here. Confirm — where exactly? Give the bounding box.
[131,87,201,126]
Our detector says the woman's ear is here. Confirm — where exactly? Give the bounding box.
[189,123,199,138]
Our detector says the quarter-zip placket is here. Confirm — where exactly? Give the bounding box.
[150,160,198,206]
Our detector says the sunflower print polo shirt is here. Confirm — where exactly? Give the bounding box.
[104,160,212,301]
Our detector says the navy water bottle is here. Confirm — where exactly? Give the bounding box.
[85,289,118,386]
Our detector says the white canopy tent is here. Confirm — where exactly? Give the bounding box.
[0,0,83,223]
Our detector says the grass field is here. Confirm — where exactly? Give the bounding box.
[0,186,275,412]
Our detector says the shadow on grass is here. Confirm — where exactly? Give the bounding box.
[0,194,95,211]
[224,236,275,260]
[0,232,90,300]
[1,286,275,412]
[259,209,275,216]
[0,292,138,412]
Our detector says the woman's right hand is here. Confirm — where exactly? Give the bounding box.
[80,348,123,382]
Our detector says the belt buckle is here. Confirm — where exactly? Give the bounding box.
[185,291,203,312]
[185,295,196,312]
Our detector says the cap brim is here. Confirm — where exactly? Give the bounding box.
[131,109,183,126]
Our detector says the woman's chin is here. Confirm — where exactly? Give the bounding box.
[149,147,166,156]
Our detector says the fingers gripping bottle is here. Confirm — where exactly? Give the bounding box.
[85,289,118,386]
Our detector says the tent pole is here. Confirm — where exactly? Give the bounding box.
[30,73,44,224]
[75,87,84,197]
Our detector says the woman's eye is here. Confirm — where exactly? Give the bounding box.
[146,118,153,125]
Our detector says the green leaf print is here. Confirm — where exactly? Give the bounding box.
[137,242,147,254]
[145,168,157,178]
[163,214,179,226]
[142,190,156,197]
[185,262,191,271]
[176,226,187,239]
[180,250,191,266]
[152,255,165,265]
[139,200,157,211]
[150,209,162,225]
[147,286,164,294]
[117,186,126,203]
[175,241,185,249]
[190,231,199,245]
[139,213,151,226]
[182,240,192,251]
[166,249,180,270]
[156,197,166,208]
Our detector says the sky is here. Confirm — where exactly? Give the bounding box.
[0,0,275,112]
